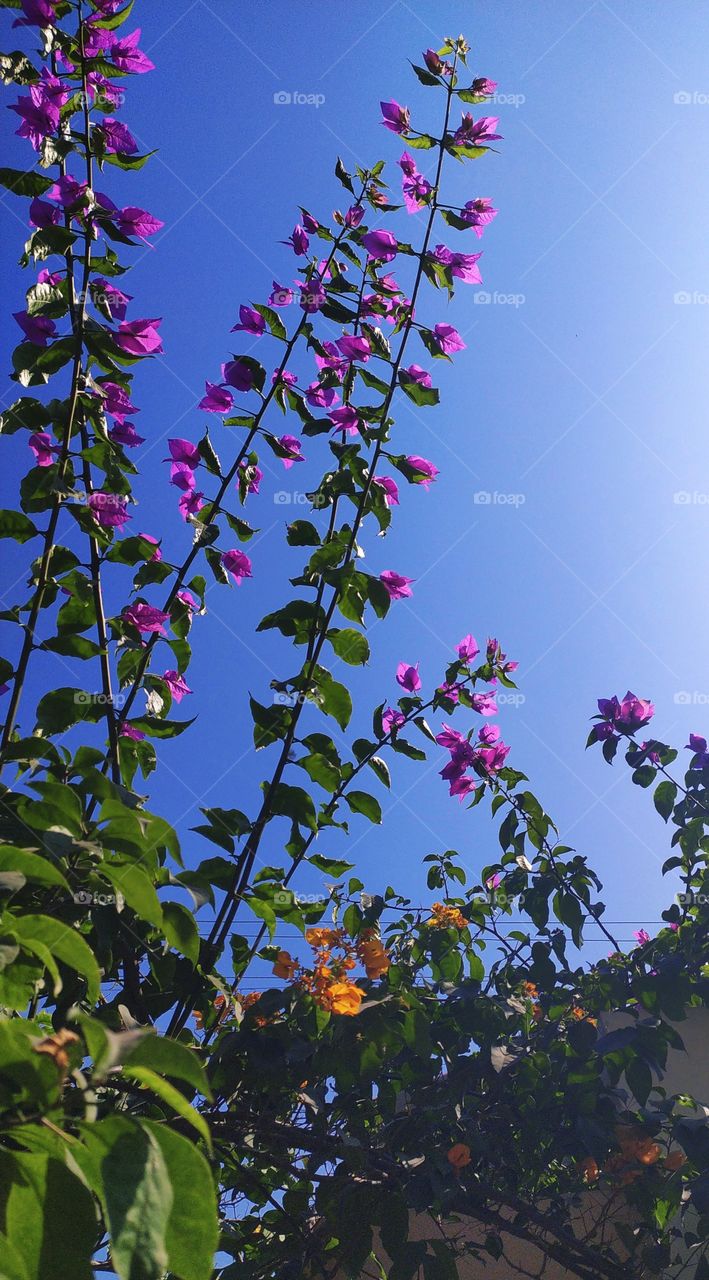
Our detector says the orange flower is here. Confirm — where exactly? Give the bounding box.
[570,1004,598,1026]
[272,950,298,980]
[358,938,390,980]
[306,927,343,949]
[521,981,539,999]
[429,902,467,930]
[578,1156,599,1184]
[615,1125,661,1166]
[326,980,364,1016]
[447,1142,472,1170]
[664,1150,687,1172]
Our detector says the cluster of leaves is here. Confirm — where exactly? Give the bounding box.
[0,5,707,1279]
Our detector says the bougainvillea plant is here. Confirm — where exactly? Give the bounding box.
[0,4,707,1279]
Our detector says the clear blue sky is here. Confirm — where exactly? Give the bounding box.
[3,0,709,965]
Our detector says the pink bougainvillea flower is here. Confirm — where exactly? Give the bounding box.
[199,381,233,413]
[285,223,309,255]
[222,359,254,392]
[169,462,196,492]
[176,590,198,611]
[471,691,498,717]
[453,113,502,147]
[46,174,87,207]
[460,197,498,237]
[123,603,169,634]
[10,78,63,149]
[337,334,372,362]
[298,277,326,314]
[486,871,502,890]
[471,77,498,96]
[361,229,398,263]
[475,741,510,773]
[345,204,364,228]
[382,707,406,734]
[167,438,200,468]
[115,206,164,240]
[88,492,129,528]
[315,341,348,378]
[29,432,58,467]
[14,310,56,346]
[449,775,477,800]
[457,634,480,663]
[178,490,204,520]
[162,670,192,702]
[17,0,58,26]
[634,929,651,946]
[431,243,483,285]
[272,369,297,389]
[380,571,414,600]
[221,549,253,585]
[478,723,501,745]
[597,691,654,732]
[269,280,293,307]
[406,455,439,488]
[435,724,466,751]
[402,364,432,387]
[380,99,410,134]
[373,475,399,506]
[686,733,709,768]
[432,322,466,355]
[305,380,339,409]
[231,305,266,336]
[101,117,138,154]
[239,461,263,495]
[29,197,59,228]
[100,381,138,421]
[328,405,360,435]
[423,48,452,76]
[396,662,421,694]
[115,317,162,355]
[398,151,433,213]
[278,434,304,468]
[119,723,146,741]
[108,421,144,449]
[110,28,155,74]
[86,71,124,108]
[93,278,132,321]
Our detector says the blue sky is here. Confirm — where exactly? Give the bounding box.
[4,0,709,970]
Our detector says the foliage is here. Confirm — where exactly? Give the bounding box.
[0,5,707,1278]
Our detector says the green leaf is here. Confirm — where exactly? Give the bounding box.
[308,853,354,876]
[124,1032,211,1098]
[0,1151,96,1280]
[12,915,100,1001]
[142,1122,218,1280]
[161,900,200,964]
[254,303,286,340]
[271,783,318,832]
[653,779,677,822]
[398,370,439,406]
[345,790,383,824]
[35,687,105,734]
[0,167,53,197]
[335,156,354,193]
[0,846,69,889]
[312,666,352,730]
[0,509,37,542]
[297,751,341,793]
[326,627,370,665]
[80,1116,172,1280]
[122,1065,211,1147]
[101,861,163,927]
